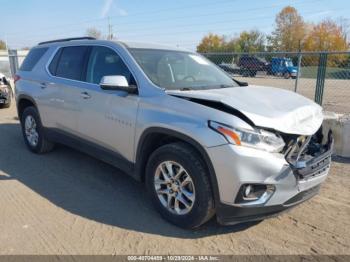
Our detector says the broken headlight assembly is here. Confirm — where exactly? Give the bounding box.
[209,121,285,153]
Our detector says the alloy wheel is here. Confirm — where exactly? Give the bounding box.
[24,115,39,147]
[154,161,195,215]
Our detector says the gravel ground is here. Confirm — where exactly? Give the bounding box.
[0,104,349,255]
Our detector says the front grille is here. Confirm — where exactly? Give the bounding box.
[0,85,8,98]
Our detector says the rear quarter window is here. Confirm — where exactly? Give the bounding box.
[20,47,48,71]
[48,48,62,75]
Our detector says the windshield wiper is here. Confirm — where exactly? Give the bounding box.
[200,84,235,89]
[179,87,192,91]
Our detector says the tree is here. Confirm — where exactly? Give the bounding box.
[0,40,6,50]
[236,30,265,52]
[86,27,102,39]
[269,6,306,51]
[303,19,349,66]
[196,33,225,52]
[303,19,348,51]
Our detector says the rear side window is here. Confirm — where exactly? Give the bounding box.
[55,46,89,80]
[48,48,62,75]
[20,47,48,71]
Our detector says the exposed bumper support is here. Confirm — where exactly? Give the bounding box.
[288,131,333,180]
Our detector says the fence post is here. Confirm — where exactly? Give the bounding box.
[315,53,328,105]
[294,52,302,92]
[8,49,19,77]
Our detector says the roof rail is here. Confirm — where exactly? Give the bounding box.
[38,37,96,45]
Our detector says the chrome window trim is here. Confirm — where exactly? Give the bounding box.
[44,44,140,93]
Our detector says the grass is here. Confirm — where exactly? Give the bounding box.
[300,66,350,79]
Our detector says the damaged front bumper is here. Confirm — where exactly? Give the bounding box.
[206,129,334,225]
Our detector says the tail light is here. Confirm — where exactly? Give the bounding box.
[14,74,21,84]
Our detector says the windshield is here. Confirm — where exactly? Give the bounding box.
[285,60,294,67]
[129,48,238,90]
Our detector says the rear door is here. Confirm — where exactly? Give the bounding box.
[46,46,90,134]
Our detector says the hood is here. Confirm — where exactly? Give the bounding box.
[167,85,323,135]
[288,66,298,72]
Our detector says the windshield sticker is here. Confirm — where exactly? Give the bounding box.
[189,55,210,65]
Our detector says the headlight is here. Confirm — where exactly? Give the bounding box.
[209,121,285,153]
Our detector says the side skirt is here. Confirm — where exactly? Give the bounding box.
[44,128,138,180]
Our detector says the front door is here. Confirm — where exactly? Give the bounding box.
[77,46,139,162]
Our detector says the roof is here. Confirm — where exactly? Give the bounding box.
[36,37,189,52]
[119,41,189,52]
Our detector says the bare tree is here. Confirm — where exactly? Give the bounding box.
[337,17,350,43]
[86,27,102,39]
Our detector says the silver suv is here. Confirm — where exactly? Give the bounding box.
[15,37,333,228]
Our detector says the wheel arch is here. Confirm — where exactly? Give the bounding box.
[135,127,220,206]
[17,95,38,120]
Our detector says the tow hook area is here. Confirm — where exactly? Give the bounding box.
[286,130,334,180]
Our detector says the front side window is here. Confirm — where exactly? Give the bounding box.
[285,61,293,67]
[129,48,237,90]
[86,46,134,85]
[55,46,89,80]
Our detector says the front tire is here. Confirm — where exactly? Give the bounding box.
[249,70,257,77]
[145,142,215,229]
[284,72,291,79]
[20,106,55,154]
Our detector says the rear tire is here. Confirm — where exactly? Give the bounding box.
[20,106,55,154]
[145,142,215,229]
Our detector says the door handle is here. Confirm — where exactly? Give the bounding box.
[40,82,47,89]
[80,92,91,99]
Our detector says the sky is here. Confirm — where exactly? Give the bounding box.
[0,0,349,50]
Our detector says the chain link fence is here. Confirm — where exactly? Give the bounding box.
[202,51,350,114]
[0,50,349,113]
[0,50,28,78]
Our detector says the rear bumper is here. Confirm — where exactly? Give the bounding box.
[217,184,320,225]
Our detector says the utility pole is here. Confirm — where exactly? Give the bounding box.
[5,34,8,51]
[108,17,113,40]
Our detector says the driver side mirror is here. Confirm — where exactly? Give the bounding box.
[100,75,138,94]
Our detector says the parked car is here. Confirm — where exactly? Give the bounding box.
[0,73,12,108]
[237,56,270,77]
[269,57,298,79]
[15,37,333,228]
[218,63,241,75]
